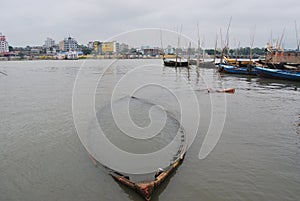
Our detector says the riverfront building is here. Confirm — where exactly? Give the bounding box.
[0,33,9,53]
[60,36,78,51]
[44,37,55,48]
[101,41,119,54]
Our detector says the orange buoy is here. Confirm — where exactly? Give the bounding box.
[217,88,235,93]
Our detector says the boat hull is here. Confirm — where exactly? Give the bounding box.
[218,64,257,75]
[163,59,189,67]
[254,67,300,81]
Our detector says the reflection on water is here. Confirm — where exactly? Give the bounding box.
[0,60,300,201]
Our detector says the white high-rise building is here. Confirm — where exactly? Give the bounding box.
[44,37,55,48]
[0,33,9,53]
[62,36,78,51]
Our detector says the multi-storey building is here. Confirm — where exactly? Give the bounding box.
[44,37,55,48]
[102,41,119,54]
[0,33,9,53]
[119,43,129,53]
[60,36,78,51]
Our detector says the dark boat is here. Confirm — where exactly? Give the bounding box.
[254,66,300,81]
[189,59,215,68]
[218,63,258,75]
[163,58,189,67]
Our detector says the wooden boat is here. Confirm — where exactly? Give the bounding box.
[259,44,300,68]
[189,59,215,68]
[218,63,258,75]
[163,58,189,67]
[254,66,300,81]
[223,56,254,67]
[110,154,185,201]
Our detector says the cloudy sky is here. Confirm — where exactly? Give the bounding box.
[1,0,300,49]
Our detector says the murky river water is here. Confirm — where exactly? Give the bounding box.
[1,60,300,201]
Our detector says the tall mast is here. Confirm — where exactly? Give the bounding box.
[295,20,300,51]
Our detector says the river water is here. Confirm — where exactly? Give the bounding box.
[1,60,300,201]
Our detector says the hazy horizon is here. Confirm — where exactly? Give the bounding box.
[1,0,300,49]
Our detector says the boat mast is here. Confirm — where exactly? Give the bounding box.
[197,21,201,67]
[220,16,232,64]
[188,41,191,66]
[250,25,256,63]
[295,20,300,51]
[235,39,240,63]
[202,35,205,61]
[160,29,165,59]
[213,34,218,63]
[175,25,183,67]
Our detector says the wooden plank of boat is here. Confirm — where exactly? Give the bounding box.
[223,56,253,67]
[110,154,185,201]
[283,64,298,70]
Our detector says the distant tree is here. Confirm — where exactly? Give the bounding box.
[120,48,129,55]
[78,45,92,55]
[18,52,24,59]
[9,46,13,52]
[205,49,215,55]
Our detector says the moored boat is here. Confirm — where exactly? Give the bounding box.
[189,59,215,68]
[163,58,189,67]
[218,63,258,75]
[254,66,300,81]
[223,56,254,67]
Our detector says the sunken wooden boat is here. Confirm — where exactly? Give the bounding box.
[254,66,300,81]
[110,153,185,201]
[88,149,186,201]
[86,96,188,200]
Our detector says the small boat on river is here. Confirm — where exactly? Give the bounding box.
[223,56,254,67]
[254,66,300,81]
[163,58,189,67]
[218,63,258,75]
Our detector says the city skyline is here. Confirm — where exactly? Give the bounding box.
[1,0,300,49]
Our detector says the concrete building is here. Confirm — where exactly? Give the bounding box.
[59,40,64,51]
[102,42,114,54]
[92,41,102,54]
[0,33,9,53]
[87,41,94,49]
[44,37,55,48]
[101,41,119,54]
[119,43,129,54]
[141,45,161,56]
[60,36,78,51]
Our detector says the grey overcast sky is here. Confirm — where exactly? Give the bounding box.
[1,0,300,49]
